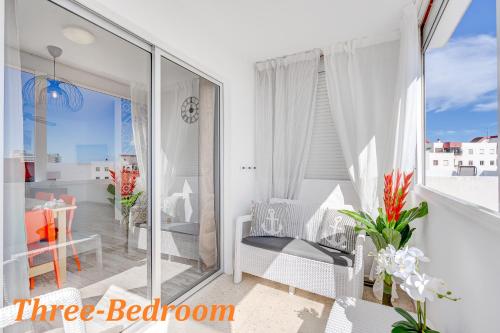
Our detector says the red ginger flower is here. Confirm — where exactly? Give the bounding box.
[384,169,414,224]
[109,167,140,197]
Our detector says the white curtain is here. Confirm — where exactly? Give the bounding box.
[323,38,400,214]
[255,49,320,200]
[198,78,217,268]
[130,84,149,191]
[160,80,199,205]
[4,0,31,331]
[388,4,422,171]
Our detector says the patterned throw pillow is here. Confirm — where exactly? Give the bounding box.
[249,202,300,238]
[317,209,357,253]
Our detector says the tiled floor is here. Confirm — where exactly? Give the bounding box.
[166,273,415,333]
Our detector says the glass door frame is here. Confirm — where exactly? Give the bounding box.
[152,47,224,303]
[0,0,225,307]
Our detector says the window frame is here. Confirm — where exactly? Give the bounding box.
[419,0,500,214]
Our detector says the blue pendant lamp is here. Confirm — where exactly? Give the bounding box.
[23,45,84,112]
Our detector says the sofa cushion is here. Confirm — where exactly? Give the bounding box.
[242,236,355,267]
[318,209,357,253]
[249,202,301,238]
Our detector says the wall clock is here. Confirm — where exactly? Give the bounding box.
[181,96,200,124]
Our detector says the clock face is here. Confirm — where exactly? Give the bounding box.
[181,96,200,124]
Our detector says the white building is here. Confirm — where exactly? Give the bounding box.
[426,136,498,177]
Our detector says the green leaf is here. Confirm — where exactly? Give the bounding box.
[368,231,387,251]
[425,329,440,333]
[392,321,418,329]
[395,307,418,326]
[392,326,417,333]
[383,228,401,248]
[399,226,415,248]
[107,184,115,196]
[395,202,428,232]
[338,210,377,232]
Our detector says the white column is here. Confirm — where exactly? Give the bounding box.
[34,79,47,182]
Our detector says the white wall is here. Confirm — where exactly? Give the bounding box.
[411,185,500,332]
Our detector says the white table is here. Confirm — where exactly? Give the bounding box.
[25,198,77,284]
[325,297,434,333]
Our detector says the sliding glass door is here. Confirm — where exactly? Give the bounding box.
[2,0,221,331]
[4,0,152,331]
[158,57,220,303]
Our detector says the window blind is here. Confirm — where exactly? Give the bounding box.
[305,70,349,180]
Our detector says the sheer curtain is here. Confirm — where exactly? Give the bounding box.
[323,38,400,215]
[255,49,320,200]
[323,4,420,215]
[130,84,149,192]
[4,0,31,331]
[388,4,421,171]
[198,78,217,268]
[161,79,199,220]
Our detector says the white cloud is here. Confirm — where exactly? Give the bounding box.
[473,101,498,112]
[426,34,497,113]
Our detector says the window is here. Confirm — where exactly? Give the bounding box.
[433,160,439,166]
[96,167,101,171]
[105,167,109,171]
[424,0,498,211]
[443,160,449,166]
[305,67,348,180]
[458,161,463,166]
[435,148,444,153]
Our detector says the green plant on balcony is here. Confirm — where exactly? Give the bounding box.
[340,170,428,306]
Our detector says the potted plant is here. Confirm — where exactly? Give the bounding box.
[383,247,459,333]
[107,167,142,223]
[340,170,428,306]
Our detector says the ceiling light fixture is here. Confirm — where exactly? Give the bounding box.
[62,26,95,45]
[22,45,84,112]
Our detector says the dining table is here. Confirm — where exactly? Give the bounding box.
[25,198,77,285]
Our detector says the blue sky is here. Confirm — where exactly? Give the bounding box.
[22,70,135,163]
[425,0,498,142]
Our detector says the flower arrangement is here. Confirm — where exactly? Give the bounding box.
[375,245,459,333]
[107,167,142,219]
[340,170,428,306]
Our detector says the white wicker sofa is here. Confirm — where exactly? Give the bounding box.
[233,205,365,299]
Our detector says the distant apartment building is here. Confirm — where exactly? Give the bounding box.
[426,136,498,176]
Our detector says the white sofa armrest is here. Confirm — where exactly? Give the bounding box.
[233,214,252,283]
[353,231,366,298]
[235,214,252,241]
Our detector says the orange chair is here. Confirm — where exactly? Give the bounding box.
[35,192,55,201]
[58,194,81,271]
[25,209,61,289]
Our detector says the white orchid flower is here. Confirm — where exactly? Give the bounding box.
[375,245,429,280]
[400,273,447,302]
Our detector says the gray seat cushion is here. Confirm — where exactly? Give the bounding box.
[242,236,355,267]
[162,222,199,236]
[138,222,199,236]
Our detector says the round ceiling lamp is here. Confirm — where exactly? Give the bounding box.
[22,45,84,112]
[62,26,95,45]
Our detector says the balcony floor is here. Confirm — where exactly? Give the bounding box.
[166,273,414,333]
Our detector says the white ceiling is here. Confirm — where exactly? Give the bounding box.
[15,0,151,87]
[94,0,423,62]
[12,0,424,88]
